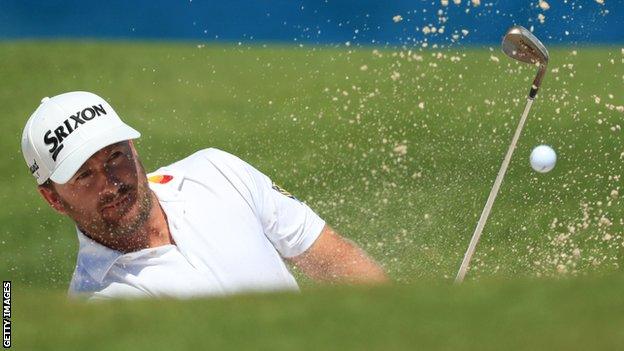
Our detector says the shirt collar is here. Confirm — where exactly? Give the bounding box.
[75,168,185,283]
[75,228,123,284]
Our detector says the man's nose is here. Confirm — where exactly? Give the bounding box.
[102,169,123,193]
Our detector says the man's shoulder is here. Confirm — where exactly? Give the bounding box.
[195,148,248,167]
[157,148,243,172]
[147,148,254,191]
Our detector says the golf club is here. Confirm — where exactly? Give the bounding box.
[455,25,549,284]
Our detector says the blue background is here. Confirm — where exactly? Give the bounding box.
[0,0,621,45]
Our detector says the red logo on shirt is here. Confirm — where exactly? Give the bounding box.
[148,175,173,184]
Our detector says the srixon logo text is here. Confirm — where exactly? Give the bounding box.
[43,104,107,161]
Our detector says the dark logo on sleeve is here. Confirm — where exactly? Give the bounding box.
[272,182,299,201]
[43,104,107,161]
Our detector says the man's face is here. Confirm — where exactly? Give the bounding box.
[42,141,153,239]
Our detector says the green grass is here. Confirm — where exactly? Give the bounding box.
[17,275,624,350]
[1,41,623,349]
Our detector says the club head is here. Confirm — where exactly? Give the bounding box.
[502,26,549,98]
[502,26,549,66]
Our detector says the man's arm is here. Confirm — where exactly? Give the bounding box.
[288,225,389,284]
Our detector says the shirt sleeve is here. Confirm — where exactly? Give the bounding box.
[204,149,326,258]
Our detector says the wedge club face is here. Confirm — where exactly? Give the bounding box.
[502,26,549,65]
[502,26,549,98]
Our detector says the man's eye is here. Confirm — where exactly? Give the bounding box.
[107,151,126,164]
[76,171,91,180]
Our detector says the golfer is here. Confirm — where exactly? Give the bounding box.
[21,91,387,300]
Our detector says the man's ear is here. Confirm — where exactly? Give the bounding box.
[37,185,67,215]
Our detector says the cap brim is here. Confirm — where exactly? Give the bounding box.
[49,124,141,184]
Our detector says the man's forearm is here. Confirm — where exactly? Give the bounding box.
[290,225,389,284]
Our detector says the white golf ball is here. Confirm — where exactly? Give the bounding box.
[530,145,557,173]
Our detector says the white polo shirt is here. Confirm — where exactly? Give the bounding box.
[68,148,325,300]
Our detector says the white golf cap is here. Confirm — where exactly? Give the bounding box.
[21,91,141,185]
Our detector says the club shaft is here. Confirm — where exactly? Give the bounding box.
[454,97,535,284]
